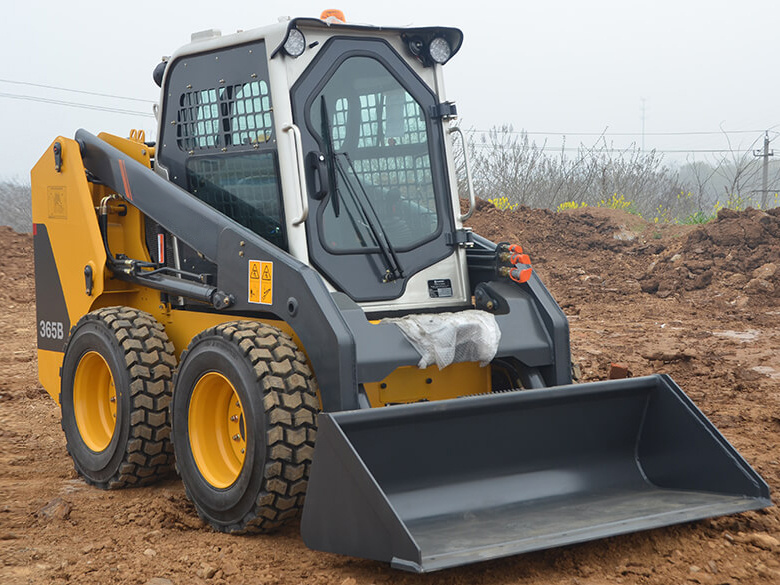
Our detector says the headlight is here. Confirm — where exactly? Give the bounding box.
[283,28,306,57]
[428,37,451,64]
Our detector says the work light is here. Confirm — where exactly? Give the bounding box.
[283,28,306,57]
[428,37,451,64]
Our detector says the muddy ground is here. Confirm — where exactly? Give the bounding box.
[1,205,779,584]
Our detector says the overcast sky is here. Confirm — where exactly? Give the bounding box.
[3,0,779,180]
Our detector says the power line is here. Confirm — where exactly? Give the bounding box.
[0,91,154,117]
[471,128,774,137]
[470,143,772,154]
[654,148,773,154]
[0,78,770,139]
[0,78,773,150]
[0,78,155,104]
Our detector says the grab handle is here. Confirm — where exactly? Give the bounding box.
[282,123,309,225]
[449,125,475,221]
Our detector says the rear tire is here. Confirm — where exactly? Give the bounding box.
[60,307,176,488]
[171,321,318,533]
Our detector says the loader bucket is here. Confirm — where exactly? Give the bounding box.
[300,374,771,573]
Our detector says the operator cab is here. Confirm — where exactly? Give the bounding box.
[154,15,471,314]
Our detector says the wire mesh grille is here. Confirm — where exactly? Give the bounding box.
[351,153,435,212]
[186,153,286,248]
[177,81,273,151]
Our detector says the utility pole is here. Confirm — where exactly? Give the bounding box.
[640,98,646,151]
[753,131,774,208]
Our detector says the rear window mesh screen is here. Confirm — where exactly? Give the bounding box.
[177,81,273,151]
[351,154,435,212]
[332,98,349,150]
[329,90,436,214]
[330,93,426,150]
[186,153,286,249]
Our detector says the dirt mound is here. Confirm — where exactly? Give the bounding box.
[467,200,779,307]
[0,226,34,306]
[467,201,644,258]
[466,201,672,305]
[639,208,780,300]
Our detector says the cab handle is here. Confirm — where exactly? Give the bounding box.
[282,123,309,225]
[449,125,475,221]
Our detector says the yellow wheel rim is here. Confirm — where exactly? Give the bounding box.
[73,351,117,452]
[188,372,247,489]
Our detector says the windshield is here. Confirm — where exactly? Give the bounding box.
[309,56,439,252]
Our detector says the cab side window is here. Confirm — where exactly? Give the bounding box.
[186,152,285,249]
[159,42,287,251]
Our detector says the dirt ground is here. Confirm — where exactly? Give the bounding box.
[1,205,779,585]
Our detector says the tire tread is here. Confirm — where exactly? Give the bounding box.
[63,306,176,489]
[176,320,318,533]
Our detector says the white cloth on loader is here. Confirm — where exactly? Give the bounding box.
[384,310,501,369]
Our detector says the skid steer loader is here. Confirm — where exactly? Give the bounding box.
[32,13,770,573]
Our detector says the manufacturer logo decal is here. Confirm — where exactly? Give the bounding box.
[47,186,67,219]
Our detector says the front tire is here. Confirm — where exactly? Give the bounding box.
[171,321,318,532]
[60,307,176,488]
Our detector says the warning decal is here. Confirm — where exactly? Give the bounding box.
[248,260,273,305]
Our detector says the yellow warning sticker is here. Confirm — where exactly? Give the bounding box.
[248,260,273,305]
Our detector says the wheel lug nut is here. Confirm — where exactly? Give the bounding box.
[232,434,240,441]
[230,415,239,422]
[110,397,116,403]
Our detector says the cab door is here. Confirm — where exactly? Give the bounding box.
[291,37,457,303]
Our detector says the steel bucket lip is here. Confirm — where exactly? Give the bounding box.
[407,493,772,573]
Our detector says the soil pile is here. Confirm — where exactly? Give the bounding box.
[466,201,671,305]
[466,200,779,308]
[0,226,34,306]
[466,200,643,257]
[639,207,780,300]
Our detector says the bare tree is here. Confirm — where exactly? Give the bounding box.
[716,129,763,205]
[677,130,780,212]
[461,125,682,216]
[0,180,32,233]
[679,158,721,209]
[452,126,780,219]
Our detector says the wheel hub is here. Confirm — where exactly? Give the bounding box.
[188,372,247,489]
[73,351,117,452]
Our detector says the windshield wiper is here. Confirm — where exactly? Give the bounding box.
[319,97,340,217]
[319,97,403,283]
[335,152,403,282]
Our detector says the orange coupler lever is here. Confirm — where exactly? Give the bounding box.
[509,261,533,284]
[498,246,533,284]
